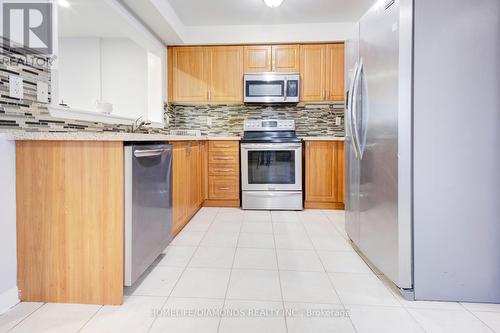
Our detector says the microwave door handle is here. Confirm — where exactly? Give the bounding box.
[284,79,288,101]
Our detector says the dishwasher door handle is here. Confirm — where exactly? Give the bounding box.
[134,149,171,158]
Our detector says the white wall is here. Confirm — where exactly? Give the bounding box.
[0,135,19,314]
[58,38,101,110]
[101,38,148,120]
[147,52,164,124]
[181,22,354,44]
[58,37,151,121]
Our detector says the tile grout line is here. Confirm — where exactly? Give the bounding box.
[76,305,104,333]
[305,209,359,333]
[216,209,245,333]
[6,302,46,333]
[271,211,290,333]
[322,210,428,333]
[458,302,496,333]
[146,207,221,333]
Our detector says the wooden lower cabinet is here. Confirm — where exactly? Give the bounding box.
[204,141,240,207]
[16,141,124,305]
[172,141,205,236]
[304,141,345,209]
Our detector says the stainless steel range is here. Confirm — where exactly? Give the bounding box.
[241,119,303,210]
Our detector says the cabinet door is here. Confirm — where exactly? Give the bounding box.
[326,43,345,101]
[244,45,272,72]
[188,141,202,212]
[200,141,208,201]
[172,47,208,102]
[272,45,300,72]
[305,141,344,203]
[300,44,326,101]
[172,142,188,234]
[208,46,244,102]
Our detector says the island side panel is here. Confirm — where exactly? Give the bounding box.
[16,141,124,305]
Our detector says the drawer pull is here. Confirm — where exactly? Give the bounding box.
[215,145,231,148]
[214,157,232,160]
[218,187,231,190]
[214,168,232,172]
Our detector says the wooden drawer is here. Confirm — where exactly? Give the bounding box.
[208,151,239,164]
[209,177,239,200]
[209,163,239,176]
[209,140,239,152]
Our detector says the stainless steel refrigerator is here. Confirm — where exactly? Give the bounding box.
[345,0,500,302]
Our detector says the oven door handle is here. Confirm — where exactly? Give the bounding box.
[241,143,302,150]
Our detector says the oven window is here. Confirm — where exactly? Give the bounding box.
[247,151,295,184]
[246,81,284,97]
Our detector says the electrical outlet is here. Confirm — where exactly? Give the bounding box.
[207,117,212,126]
[9,75,23,99]
[37,81,49,103]
[335,116,342,126]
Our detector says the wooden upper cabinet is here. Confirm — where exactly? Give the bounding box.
[301,43,345,102]
[243,44,299,73]
[168,43,343,103]
[272,44,300,72]
[208,46,244,102]
[171,47,208,102]
[326,43,345,101]
[300,44,326,101]
[244,45,272,72]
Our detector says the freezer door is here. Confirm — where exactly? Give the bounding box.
[344,23,361,246]
[357,0,412,289]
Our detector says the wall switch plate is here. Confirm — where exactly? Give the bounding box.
[207,117,212,126]
[335,116,342,126]
[9,75,23,99]
[37,81,49,103]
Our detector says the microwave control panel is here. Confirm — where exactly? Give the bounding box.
[244,119,295,131]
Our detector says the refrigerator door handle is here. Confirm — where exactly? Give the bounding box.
[347,62,360,160]
[351,61,363,160]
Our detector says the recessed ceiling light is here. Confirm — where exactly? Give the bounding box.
[58,0,70,7]
[263,0,284,8]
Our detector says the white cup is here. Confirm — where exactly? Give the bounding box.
[95,101,113,114]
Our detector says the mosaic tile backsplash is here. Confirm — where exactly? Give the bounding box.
[166,103,345,137]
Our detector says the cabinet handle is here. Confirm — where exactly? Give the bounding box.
[208,90,211,100]
[214,156,232,160]
[214,168,232,172]
[215,144,231,148]
[218,187,231,190]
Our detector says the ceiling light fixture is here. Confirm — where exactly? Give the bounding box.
[263,0,284,8]
[57,0,70,8]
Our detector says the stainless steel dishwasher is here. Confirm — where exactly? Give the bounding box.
[124,143,172,286]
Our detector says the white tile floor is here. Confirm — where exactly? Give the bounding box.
[1,208,499,333]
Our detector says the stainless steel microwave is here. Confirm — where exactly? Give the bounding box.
[244,72,300,103]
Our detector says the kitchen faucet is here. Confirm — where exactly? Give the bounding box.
[132,116,151,133]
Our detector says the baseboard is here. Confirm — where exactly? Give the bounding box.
[0,287,19,315]
[203,199,240,208]
[304,201,345,210]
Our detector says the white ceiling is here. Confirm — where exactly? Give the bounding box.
[166,0,375,26]
[58,0,129,38]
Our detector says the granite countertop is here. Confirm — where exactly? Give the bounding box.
[4,131,345,142]
[4,131,242,142]
[300,136,345,141]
